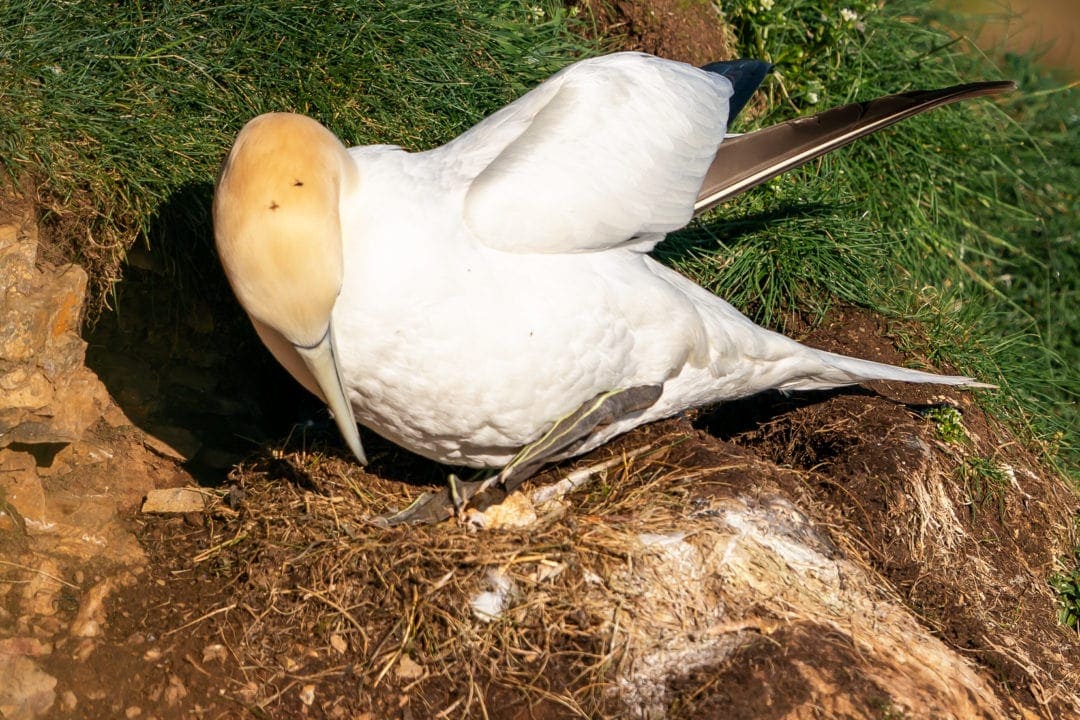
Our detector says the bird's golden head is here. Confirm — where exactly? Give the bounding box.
[213,112,355,348]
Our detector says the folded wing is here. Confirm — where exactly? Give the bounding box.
[453,52,734,254]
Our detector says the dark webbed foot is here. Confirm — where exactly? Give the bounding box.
[374,385,662,526]
[374,473,490,526]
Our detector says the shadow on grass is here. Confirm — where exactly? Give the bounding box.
[657,201,834,263]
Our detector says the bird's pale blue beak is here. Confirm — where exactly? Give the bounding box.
[294,324,367,464]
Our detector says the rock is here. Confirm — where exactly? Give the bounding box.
[101,403,133,428]
[42,265,87,342]
[0,210,39,287]
[0,652,56,720]
[0,368,53,410]
[0,363,108,448]
[0,637,52,658]
[0,450,45,523]
[141,488,206,514]
[395,655,424,681]
[70,577,116,638]
[70,638,96,661]
[44,367,110,444]
[201,643,227,663]
[18,556,65,618]
[0,203,108,450]
[163,674,187,707]
[0,295,50,361]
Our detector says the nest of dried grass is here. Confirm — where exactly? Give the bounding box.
[135,395,1077,719]
[167,427,715,717]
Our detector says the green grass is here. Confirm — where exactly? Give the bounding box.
[0,0,1074,470]
[665,0,1078,473]
[925,406,969,445]
[0,0,591,301]
[1051,537,1080,632]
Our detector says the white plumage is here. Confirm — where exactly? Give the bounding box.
[213,52,997,475]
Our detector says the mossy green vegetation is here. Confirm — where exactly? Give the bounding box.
[925,406,968,445]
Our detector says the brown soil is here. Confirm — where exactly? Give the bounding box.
[574,0,735,67]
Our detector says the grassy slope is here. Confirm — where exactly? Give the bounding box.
[670,0,1078,472]
[0,0,1074,467]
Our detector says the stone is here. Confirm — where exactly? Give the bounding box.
[101,403,133,428]
[46,367,110,444]
[19,556,65,617]
[0,450,45,524]
[36,334,87,383]
[0,637,52,657]
[70,638,96,661]
[141,488,206,514]
[0,212,39,295]
[0,211,106,451]
[0,655,56,720]
[0,293,49,362]
[163,674,187,707]
[41,265,87,342]
[0,253,38,297]
[395,655,424,681]
[201,644,227,663]
[0,369,53,410]
[70,577,115,638]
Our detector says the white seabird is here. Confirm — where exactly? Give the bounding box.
[213,52,1010,516]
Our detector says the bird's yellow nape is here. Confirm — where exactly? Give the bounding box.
[213,112,366,463]
[213,112,354,349]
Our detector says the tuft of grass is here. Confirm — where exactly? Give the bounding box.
[959,456,1011,518]
[925,406,968,445]
[1051,547,1080,632]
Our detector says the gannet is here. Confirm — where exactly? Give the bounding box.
[213,53,1010,518]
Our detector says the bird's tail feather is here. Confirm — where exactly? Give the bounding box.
[780,348,996,392]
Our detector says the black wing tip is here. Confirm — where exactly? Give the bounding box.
[701,58,773,125]
[893,79,1018,105]
[974,79,1019,92]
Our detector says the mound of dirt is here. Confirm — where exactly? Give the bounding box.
[573,0,735,67]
